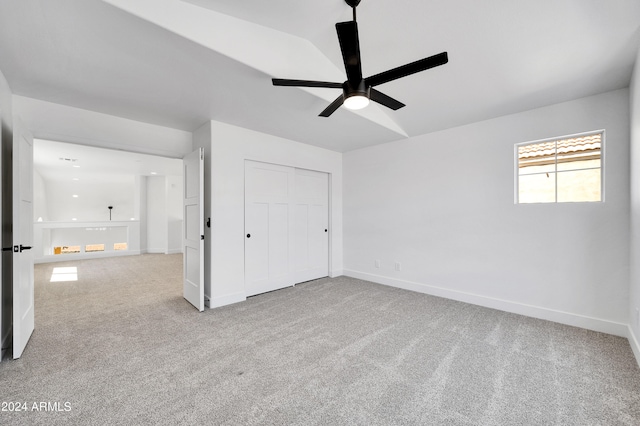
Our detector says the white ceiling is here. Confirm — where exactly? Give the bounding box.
[34,139,182,183]
[1,0,639,152]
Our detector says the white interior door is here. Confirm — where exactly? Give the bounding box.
[183,148,204,311]
[293,168,329,283]
[245,161,295,297]
[12,119,35,359]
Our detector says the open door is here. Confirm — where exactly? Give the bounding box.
[12,119,35,359]
[183,147,204,311]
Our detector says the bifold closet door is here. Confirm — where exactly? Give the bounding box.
[245,161,295,297]
[293,168,329,283]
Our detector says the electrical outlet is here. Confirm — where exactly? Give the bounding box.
[375,260,381,268]
[394,261,401,271]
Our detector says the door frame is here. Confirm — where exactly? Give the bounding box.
[8,132,200,357]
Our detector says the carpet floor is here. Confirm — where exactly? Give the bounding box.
[1,254,639,425]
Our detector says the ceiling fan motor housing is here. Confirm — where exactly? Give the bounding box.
[343,80,370,101]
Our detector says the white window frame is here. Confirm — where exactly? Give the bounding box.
[514,129,605,204]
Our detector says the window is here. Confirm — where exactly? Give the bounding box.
[516,131,602,203]
[85,244,105,253]
[56,245,81,254]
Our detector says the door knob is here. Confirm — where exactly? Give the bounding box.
[324,229,328,232]
[246,234,251,238]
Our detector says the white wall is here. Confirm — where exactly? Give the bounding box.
[49,225,128,253]
[0,68,12,355]
[193,120,343,308]
[629,47,640,363]
[146,176,168,253]
[144,175,183,254]
[13,96,192,158]
[34,221,142,263]
[35,168,182,255]
[344,89,630,337]
[135,175,148,253]
[44,178,135,222]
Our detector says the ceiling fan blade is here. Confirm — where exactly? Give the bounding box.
[272,79,343,89]
[369,88,405,110]
[319,95,344,117]
[336,21,363,84]
[365,52,448,87]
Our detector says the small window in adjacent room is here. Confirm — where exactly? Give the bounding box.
[516,131,603,203]
[85,244,105,253]
[58,245,81,254]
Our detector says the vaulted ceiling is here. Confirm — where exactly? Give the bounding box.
[1,0,639,152]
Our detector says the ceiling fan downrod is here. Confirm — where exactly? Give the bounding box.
[345,0,361,21]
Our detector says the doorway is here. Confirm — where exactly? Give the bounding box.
[33,139,184,262]
[27,140,188,348]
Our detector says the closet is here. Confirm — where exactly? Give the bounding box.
[244,160,329,296]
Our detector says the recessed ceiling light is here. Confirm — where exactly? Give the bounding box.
[72,218,77,221]
[73,165,80,168]
[150,171,157,175]
[72,178,79,181]
[72,194,79,198]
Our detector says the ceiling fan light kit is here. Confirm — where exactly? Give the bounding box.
[343,94,369,110]
[272,0,448,117]
[343,80,370,110]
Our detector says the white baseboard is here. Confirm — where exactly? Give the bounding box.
[166,248,183,255]
[330,269,344,278]
[628,326,640,368]
[344,269,628,338]
[209,292,246,309]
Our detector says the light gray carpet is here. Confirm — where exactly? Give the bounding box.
[1,254,639,425]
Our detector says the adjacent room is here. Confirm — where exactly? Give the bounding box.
[32,139,184,262]
[0,0,639,424]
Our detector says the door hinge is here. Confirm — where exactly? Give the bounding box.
[201,235,204,240]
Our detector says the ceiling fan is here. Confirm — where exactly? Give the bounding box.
[272,0,448,117]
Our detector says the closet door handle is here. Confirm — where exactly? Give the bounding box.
[246,234,251,238]
[20,245,32,252]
